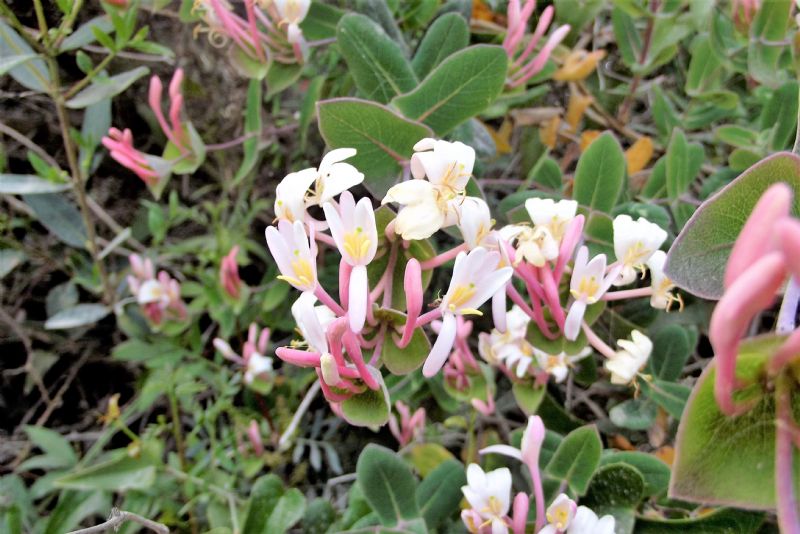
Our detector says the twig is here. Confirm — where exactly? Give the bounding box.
[278,379,321,450]
[66,508,169,534]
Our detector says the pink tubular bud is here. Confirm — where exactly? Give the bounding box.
[247,420,264,455]
[710,252,786,416]
[514,4,553,68]
[554,214,585,282]
[778,218,800,282]
[168,68,184,100]
[725,182,792,288]
[512,492,530,534]
[399,259,422,348]
[342,330,380,390]
[220,246,243,299]
[275,347,322,367]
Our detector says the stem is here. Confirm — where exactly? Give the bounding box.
[314,285,345,315]
[381,242,399,308]
[778,277,800,334]
[776,373,800,534]
[415,308,442,328]
[66,509,168,534]
[63,51,118,100]
[419,244,467,270]
[527,462,546,532]
[603,287,653,301]
[167,389,187,468]
[617,0,659,122]
[582,323,617,359]
[32,0,49,47]
[278,379,321,450]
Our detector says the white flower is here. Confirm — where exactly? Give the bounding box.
[461,464,511,534]
[566,506,616,534]
[526,198,578,241]
[244,352,273,384]
[647,250,680,310]
[534,347,592,383]
[612,214,667,286]
[274,148,364,222]
[499,341,536,377]
[480,415,545,472]
[265,220,318,292]
[322,191,378,332]
[499,224,558,267]
[605,330,652,385]
[423,248,513,377]
[290,292,333,354]
[564,247,621,340]
[272,0,311,44]
[539,494,577,534]
[382,138,475,240]
[478,305,532,372]
[136,279,169,306]
[458,197,495,249]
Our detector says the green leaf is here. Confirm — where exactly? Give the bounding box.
[665,152,800,299]
[243,474,284,534]
[649,87,680,142]
[23,193,88,248]
[512,383,547,415]
[337,13,417,104]
[393,45,508,136]
[55,453,156,491]
[416,459,465,530]
[671,335,794,509]
[545,425,602,495]
[0,54,36,76]
[642,379,690,419]
[600,451,671,497]
[761,80,799,151]
[356,444,420,526]
[162,122,205,176]
[554,0,604,41]
[265,62,303,98]
[317,98,433,197]
[0,249,25,279]
[381,320,431,375]
[60,16,114,51]
[634,508,764,532]
[411,13,469,79]
[747,0,791,87]
[268,488,306,532]
[609,399,657,431]
[665,128,703,199]
[45,303,109,330]
[303,498,336,534]
[583,463,645,508]
[234,79,263,184]
[299,2,344,41]
[685,35,724,96]
[0,19,50,92]
[0,174,69,194]
[42,491,109,534]
[23,426,78,468]
[573,132,625,213]
[340,377,391,427]
[65,66,149,109]
[611,7,641,68]
[715,125,759,149]
[647,325,692,381]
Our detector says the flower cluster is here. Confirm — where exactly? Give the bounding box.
[194,0,311,70]
[127,254,187,325]
[260,137,677,422]
[214,323,273,386]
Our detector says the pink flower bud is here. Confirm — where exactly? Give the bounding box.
[400,259,423,348]
[512,492,530,534]
[778,218,800,282]
[220,246,243,299]
[247,420,264,455]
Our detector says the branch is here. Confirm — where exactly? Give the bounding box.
[66,508,169,534]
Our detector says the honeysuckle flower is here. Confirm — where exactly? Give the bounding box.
[458,197,496,249]
[220,245,243,299]
[149,70,189,152]
[564,247,621,340]
[102,128,162,186]
[383,138,475,240]
[539,494,577,534]
[291,292,335,355]
[275,148,364,223]
[541,505,615,534]
[479,306,531,369]
[612,215,667,286]
[534,347,592,383]
[461,464,512,534]
[128,255,187,325]
[265,220,318,292]
[214,323,272,384]
[499,340,537,378]
[423,248,513,377]
[499,224,558,267]
[247,420,264,455]
[646,251,680,310]
[504,0,571,88]
[481,415,545,471]
[245,351,274,384]
[526,198,578,242]
[605,330,652,385]
[322,191,377,332]
[272,0,311,44]
[388,401,426,447]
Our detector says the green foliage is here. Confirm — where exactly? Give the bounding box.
[416,459,465,529]
[411,13,469,79]
[545,425,602,495]
[573,133,625,213]
[356,445,420,527]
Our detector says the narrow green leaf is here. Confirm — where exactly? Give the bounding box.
[393,45,508,135]
[0,54,36,76]
[60,16,114,51]
[0,19,50,92]
[268,489,306,532]
[43,491,109,534]
[242,474,284,534]
[0,249,25,279]
[45,304,110,330]
[573,132,625,213]
[66,66,149,109]
[233,79,263,184]
[23,426,78,467]
[747,0,791,87]
[23,193,88,248]
[55,453,156,491]
[0,174,69,194]
[411,13,469,79]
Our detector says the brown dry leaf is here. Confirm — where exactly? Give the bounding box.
[609,434,635,451]
[580,130,601,151]
[554,50,607,82]
[566,93,594,132]
[626,136,654,175]
[510,106,563,126]
[540,116,561,149]
[472,0,495,22]
[654,445,675,466]
[486,120,514,154]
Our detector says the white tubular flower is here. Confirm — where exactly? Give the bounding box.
[499,341,535,378]
[383,138,475,240]
[538,494,577,534]
[274,148,364,222]
[272,0,311,43]
[265,220,318,292]
[478,305,530,367]
[526,198,578,242]
[605,330,653,385]
[423,248,513,377]
[646,250,681,310]
[461,464,512,534]
[499,224,559,267]
[567,506,616,534]
[612,214,668,286]
[322,191,378,333]
[534,347,592,383]
[291,292,332,354]
[244,352,273,384]
[564,247,621,341]
[458,197,495,249]
[137,279,170,306]
[480,416,546,477]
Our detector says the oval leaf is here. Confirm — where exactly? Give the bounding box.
[411,13,469,79]
[45,303,110,330]
[545,424,602,495]
[66,66,149,109]
[573,132,625,213]
[356,444,420,526]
